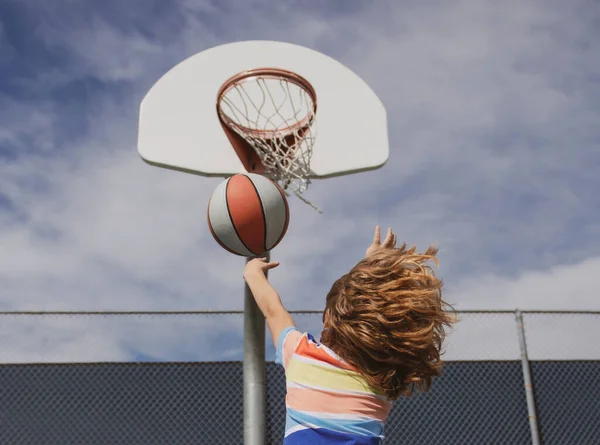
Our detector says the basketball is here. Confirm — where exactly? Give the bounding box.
[207,173,290,257]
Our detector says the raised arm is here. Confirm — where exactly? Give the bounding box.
[365,226,397,258]
[243,257,296,348]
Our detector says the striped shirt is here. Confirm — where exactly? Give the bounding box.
[275,326,393,444]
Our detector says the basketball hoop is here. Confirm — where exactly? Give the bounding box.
[216,68,321,212]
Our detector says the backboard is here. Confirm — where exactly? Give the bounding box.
[138,40,389,179]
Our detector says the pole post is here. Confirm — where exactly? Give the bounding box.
[244,253,268,444]
[515,309,541,445]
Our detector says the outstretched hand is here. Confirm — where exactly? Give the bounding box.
[243,257,280,280]
[365,226,397,258]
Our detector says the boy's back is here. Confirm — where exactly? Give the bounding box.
[277,326,392,444]
[243,226,455,444]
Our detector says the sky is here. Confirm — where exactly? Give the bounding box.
[1,0,599,362]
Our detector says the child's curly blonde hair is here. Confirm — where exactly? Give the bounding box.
[320,244,455,400]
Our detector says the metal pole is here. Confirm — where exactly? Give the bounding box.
[515,310,541,445]
[244,253,268,445]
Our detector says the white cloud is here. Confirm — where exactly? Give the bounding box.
[0,313,244,363]
[451,255,600,311]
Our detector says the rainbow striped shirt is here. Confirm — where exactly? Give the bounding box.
[275,326,393,444]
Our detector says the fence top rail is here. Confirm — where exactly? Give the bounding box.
[0,309,598,315]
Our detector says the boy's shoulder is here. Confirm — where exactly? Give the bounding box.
[276,327,356,372]
[275,326,306,368]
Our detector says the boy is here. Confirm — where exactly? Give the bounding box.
[243,226,455,444]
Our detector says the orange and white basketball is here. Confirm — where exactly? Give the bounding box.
[207,173,290,256]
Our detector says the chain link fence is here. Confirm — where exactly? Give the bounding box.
[0,311,598,444]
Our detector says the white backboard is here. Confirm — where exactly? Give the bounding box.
[138,40,389,178]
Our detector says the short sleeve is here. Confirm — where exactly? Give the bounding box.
[275,326,303,369]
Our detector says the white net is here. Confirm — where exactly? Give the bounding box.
[218,73,318,208]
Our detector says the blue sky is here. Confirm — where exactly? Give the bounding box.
[1,0,599,362]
